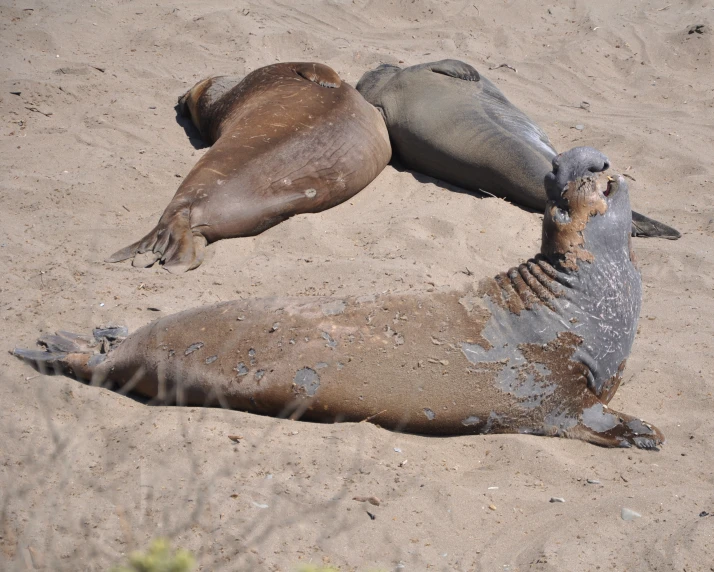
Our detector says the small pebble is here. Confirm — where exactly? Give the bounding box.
[621,508,641,521]
[575,124,584,131]
[488,504,497,511]
[394,447,402,453]
[587,479,601,485]
[550,497,566,503]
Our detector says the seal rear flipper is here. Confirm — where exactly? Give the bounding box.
[12,325,124,381]
[162,232,207,274]
[12,347,96,381]
[565,402,664,450]
[427,59,480,82]
[631,210,681,239]
[105,237,143,263]
[292,63,341,88]
[37,333,92,354]
[106,208,206,273]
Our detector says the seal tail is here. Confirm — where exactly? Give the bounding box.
[106,208,207,273]
[631,211,681,239]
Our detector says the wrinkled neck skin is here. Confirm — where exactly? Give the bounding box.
[468,172,641,401]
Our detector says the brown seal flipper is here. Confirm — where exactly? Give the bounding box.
[566,401,664,450]
[108,62,390,273]
[105,208,207,273]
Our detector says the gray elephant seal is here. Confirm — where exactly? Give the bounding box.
[107,62,391,273]
[356,59,680,240]
[15,147,663,449]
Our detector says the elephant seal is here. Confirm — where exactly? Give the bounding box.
[107,62,391,273]
[14,147,663,449]
[356,59,680,240]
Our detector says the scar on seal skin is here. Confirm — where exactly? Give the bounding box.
[356,59,680,240]
[15,147,663,449]
[107,62,391,273]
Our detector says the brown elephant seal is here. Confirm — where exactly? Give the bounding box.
[356,59,680,240]
[107,62,391,273]
[15,147,663,449]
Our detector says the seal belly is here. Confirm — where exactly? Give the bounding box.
[90,294,500,434]
[186,104,388,241]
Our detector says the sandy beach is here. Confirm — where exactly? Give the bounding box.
[1,0,713,570]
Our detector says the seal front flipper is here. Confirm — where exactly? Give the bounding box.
[631,210,681,239]
[567,402,664,450]
[292,62,341,88]
[106,207,206,273]
[426,59,480,82]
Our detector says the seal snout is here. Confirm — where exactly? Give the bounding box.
[545,146,610,201]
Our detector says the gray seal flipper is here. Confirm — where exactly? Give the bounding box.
[425,59,480,81]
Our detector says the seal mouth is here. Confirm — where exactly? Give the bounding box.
[599,173,623,201]
[603,177,615,197]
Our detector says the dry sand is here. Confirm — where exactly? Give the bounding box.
[1,0,713,570]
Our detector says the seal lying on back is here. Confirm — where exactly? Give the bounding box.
[15,147,663,449]
[356,59,680,240]
[107,62,391,273]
